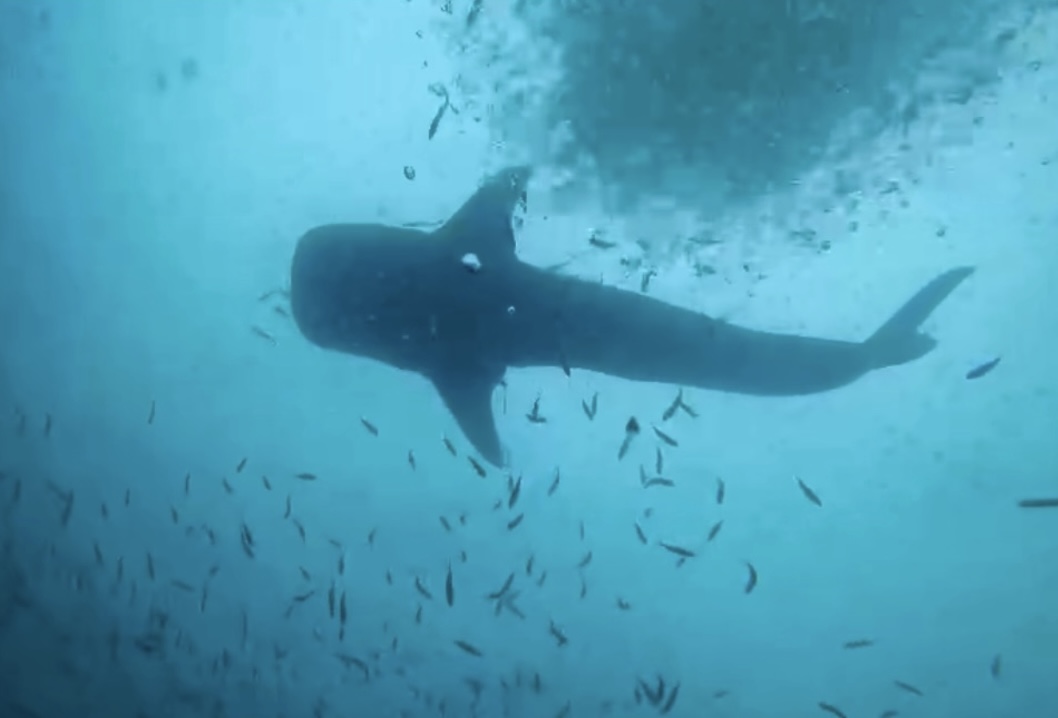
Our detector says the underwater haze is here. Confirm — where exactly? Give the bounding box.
[2,1,1057,717]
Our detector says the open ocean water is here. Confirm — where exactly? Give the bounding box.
[1,1,1056,716]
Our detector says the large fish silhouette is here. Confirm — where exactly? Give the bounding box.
[290,167,972,466]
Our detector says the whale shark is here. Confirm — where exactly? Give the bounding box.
[290,166,973,467]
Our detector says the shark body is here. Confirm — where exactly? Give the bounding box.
[290,167,973,466]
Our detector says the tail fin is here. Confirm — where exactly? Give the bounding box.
[865,267,975,368]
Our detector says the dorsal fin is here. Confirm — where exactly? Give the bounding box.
[435,166,531,265]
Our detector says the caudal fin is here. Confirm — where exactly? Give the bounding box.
[865,267,975,368]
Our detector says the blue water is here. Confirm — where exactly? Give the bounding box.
[2,2,1057,716]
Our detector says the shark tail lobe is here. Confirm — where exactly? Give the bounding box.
[865,266,974,368]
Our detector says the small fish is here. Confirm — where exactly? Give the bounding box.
[655,447,664,474]
[966,356,1000,379]
[658,542,695,559]
[283,495,292,519]
[660,682,680,714]
[548,620,568,646]
[171,579,195,593]
[643,476,675,488]
[990,653,1001,679]
[618,417,641,460]
[335,652,370,678]
[183,473,191,496]
[588,233,616,249]
[221,477,233,494]
[465,455,489,478]
[251,325,276,344]
[893,680,923,696]
[843,638,874,649]
[506,513,524,531]
[261,475,271,490]
[578,551,593,568]
[328,584,335,617]
[360,417,379,436]
[547,469,560,496]
[414,577,433,600]
[147,400,156,425]
[508,475,523,508]
[662,389,683,421]
[715,477,725,504]
[634,522,648,544]
[465,0,483,27]
[439,515,452,532]
[581,392,598,420]
[640,268,658,292]
[796,476,822,506]
[526,397,547,424]
[616,597,632,611]
[638,676,664,705]
[744,561,758,594]
[427,99,449,140]
[407,450,416,470]
[453,639,482,657]
[236,457,247,473]
[146,553,155,581]
[445,564,454,606]
[257,288,283,302]
[170,506,179,525]
[1018,497,1058,508]
[443,436,457,456]
[817,702,847,718]
[652,425,678,447]
[292,518,306,541]
[487,572,514,600]
[295,472,316,481]
[707,520,723,542]
[44,413,53,437]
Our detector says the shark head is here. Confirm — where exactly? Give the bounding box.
[289,168,533,466]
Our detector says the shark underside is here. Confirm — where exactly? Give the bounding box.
[289,167,973,466]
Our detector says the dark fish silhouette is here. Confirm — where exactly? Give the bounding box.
[290,166,973,466]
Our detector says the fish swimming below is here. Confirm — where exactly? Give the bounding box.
[289,166,974,467]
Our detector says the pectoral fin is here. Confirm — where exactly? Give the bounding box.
[431,364,506,467]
